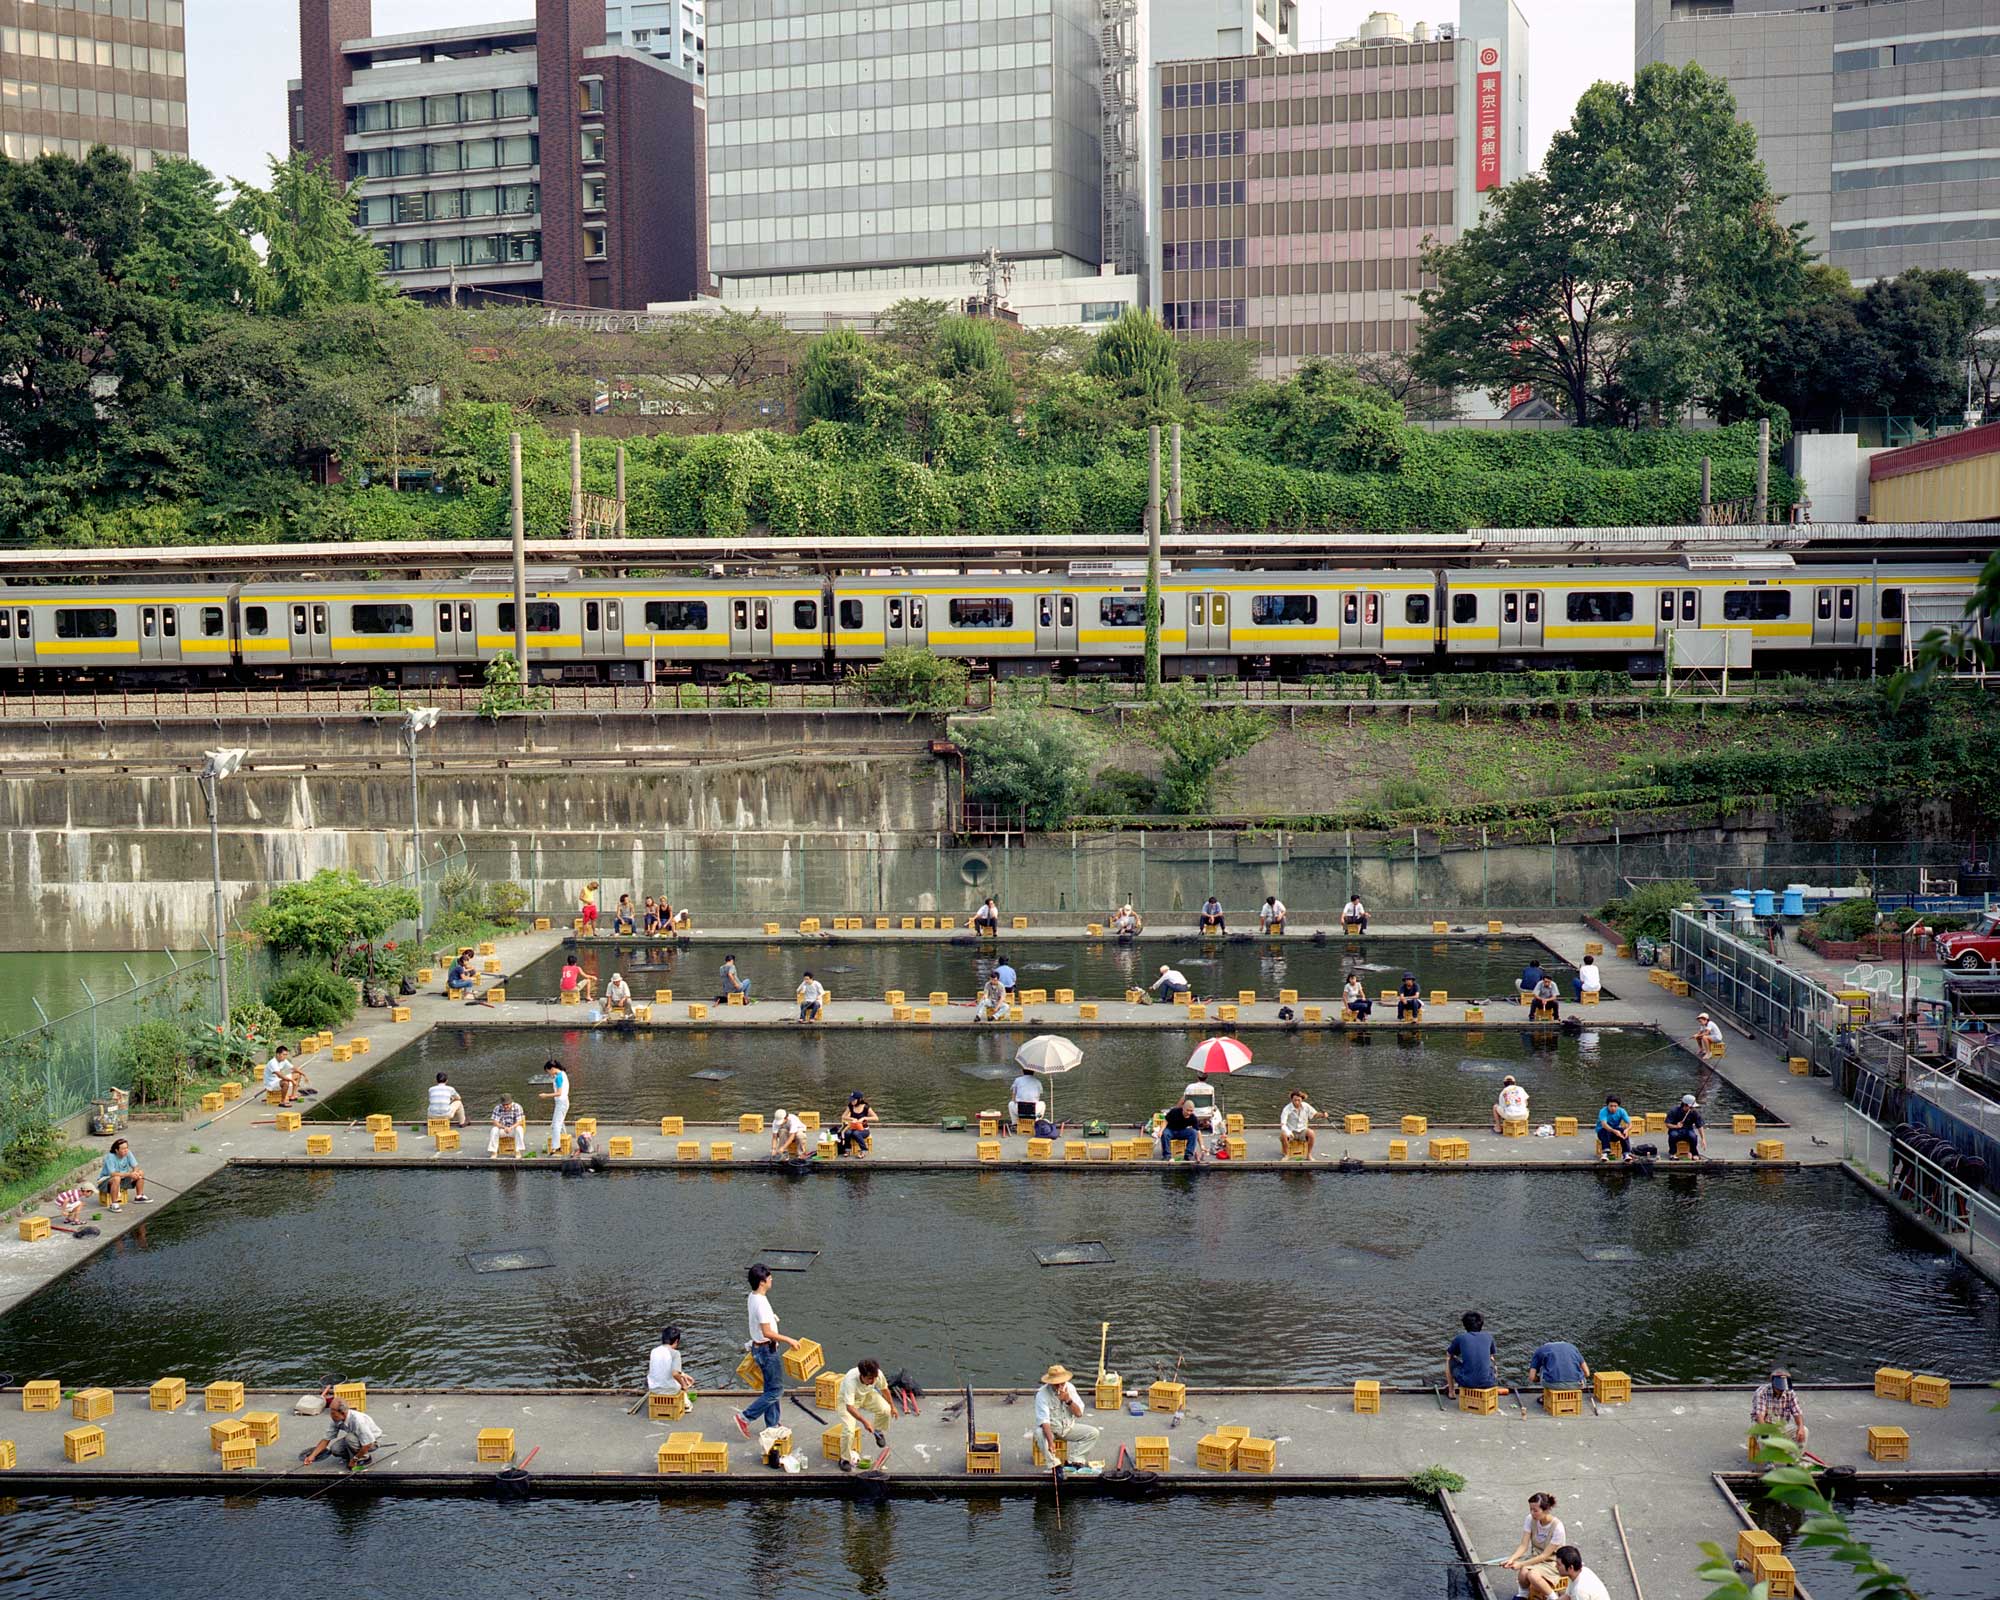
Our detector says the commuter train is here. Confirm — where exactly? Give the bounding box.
[0,559,1985,686]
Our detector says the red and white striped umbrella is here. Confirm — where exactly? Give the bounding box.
[1185,1037,1253,1075]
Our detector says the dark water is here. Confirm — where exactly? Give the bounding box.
[515,935,1584,1005]
[0,1492,1473,1599]
[1759,1488,2000,1600]
[315,1023,1751,1128]
[1,1167,1988,1391]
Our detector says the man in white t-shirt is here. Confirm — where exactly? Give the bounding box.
[302,1396,382,1468]
[1693,1013,1725,1061]
[1342,895,1368,932]
[489,1093,527,1157]
[1527,1547,1609,1600]
[795,973,826,1023]
[1152,965,1190,1002]
[426,1072,466,1127]
[647,1325,694,1395]
[1010,1070,1044,1129]
[1033,1362,1100,1467]
[1573,955,1603,1002]
[836,1358,894,1471]
[262,1046,304,1106]
[603,973,632,1011]
[769,1108,810,1160]
[1279,1089,1320,1157]
[1260,895,1287,934]
[1492,1075,1530,1134]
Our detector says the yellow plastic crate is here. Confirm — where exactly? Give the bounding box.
[1226,1136,1247,1160]
[1733,1113,1758,1135]
[205,1381,245,1412]
[690,1441,730,1475]
[150,1377,187,1411]
[70,1387,113,1421]
[1737,1529,1781,1568]
[911,1007,933,1023]
[243,1410,281,1444]
[1753,1139,1786,1161]
[1055,988,1075,1004]
[275,1110,303,1132]
[1086,1142,1112,1162]
[607,1135,634,1158]
[814,1370,842,1409]
[1463,1005,1485,1023]
[1215,1004,1239,1022]
[1752,1553,1797,1597]
[372,1129,398,1152]
[977,1139,1002,1162]
[709,1141,734,1161]
[965,1431,1001,1473]
[653,989,674,1005]
[476,1428,516,1464]
[1195,1433,1238,1471]
[219,1081,243,1101]
[1541,1388,1582,1417]
[1134,1434,1170,1471]
[660,1116,684,1136]
[391,1006,411,1023]
[1237,989,1258,1005]
[1593,1371,1631,1404]
[0,1440,13,1470]
[739,1114,765,1134]
[1236,1436,1276,1473]
[1343,1113,1369,1134]
[1874,1366,1912,1400]
[64,1425,106,1462]
[1302,1005,1323,1023]
[1078,1003,1099,1020]
[658,1434,701,1473]
[23,1380,62,1411]
[17,1217,50,1243]
[1011,916,1029,929]
[1353,1380,1381,1414]
[209,1418,250,1450]
[1186,1004,1207,1021]
[435,1128,461,1152]
[1644,1111,1668,1133]
[1866,1425,1910,1461]
[1486,920,1503,934]
[686,1003,708,1020]
[1387,1139,1407,1160]
[1149,1380,1187,1413]
[1457,1386,1500,1414]
[1027,1137,1053,1160]
[573,1117,597,1136]
[1910,1374,1951,1407]
[783,1339,825,1382]
[1400,1115,1427,1135]
[677,1140,702,1160]
[199,1092,224,1113]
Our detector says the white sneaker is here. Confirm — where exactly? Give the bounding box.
[110,1202,123,1212]
[132,1194,150,1203]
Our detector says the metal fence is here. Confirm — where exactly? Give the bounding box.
[1843,1102,2000,1273]
[1669,910,1848,1072]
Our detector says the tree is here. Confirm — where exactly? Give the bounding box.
[227,152,389,318]
[956,709,1100,828]
[1226,361,1409,473]
[936,314,1014,413]
[1085,308,1183,419]
[124,158,265,313]
[1142,682,1273,814]
[796,327,876,425]
[877,298,952,366]
[1862,268,1985,425]
[1348,351,1459,420]
[646,308,805,433]
[1971,296,2000,424]
[248,868,421,965]
[1174,337,1258,405]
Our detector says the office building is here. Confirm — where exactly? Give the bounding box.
[1,0,188,169]
[292,0,706,308]
[706,0,1105,300]
[1637,0,2000,285]
[604,0,704,80]
[1149,2,1529,374]
[1151,0,1297,64]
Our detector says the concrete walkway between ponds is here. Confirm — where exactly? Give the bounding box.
[2,1382,1990,1600]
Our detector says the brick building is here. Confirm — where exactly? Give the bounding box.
[291,0,705,308]
[1,0,188,169]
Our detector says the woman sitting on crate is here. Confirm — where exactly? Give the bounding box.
[446,952,479,997]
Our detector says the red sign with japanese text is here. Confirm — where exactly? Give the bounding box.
[1475,42,1502,193]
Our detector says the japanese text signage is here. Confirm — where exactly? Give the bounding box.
[1475,41,1502,193]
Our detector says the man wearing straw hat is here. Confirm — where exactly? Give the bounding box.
[1033,1363,1100,1468]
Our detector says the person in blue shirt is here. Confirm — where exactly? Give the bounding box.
[1595,1095,1633,1162]
[97,1137,149,1210]
[1528,1339,1590,1390]
[1517,959,1545,995]
[1445,1311,1498,1400]
[992,958,1018,996]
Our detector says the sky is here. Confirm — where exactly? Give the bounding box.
[190,0,1632,187]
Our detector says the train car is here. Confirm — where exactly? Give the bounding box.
[0,582,241,685]
[612,578,827,680]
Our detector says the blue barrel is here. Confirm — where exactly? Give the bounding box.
[1782,889,1805,917]
[1754,889,1775,918]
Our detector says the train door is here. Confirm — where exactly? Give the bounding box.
[1340,590,1383,652]
[435,598,477,661]
[1655,586,1698,647]
[1034,592,1078,654]
[137,604,182,663]
[289,600,331,661]
[1498,589,1544,650]
[581,597,624,659]
[884,594,929,650]
[730,595,774,658]
[1186,591,1229,652]
[0,605,29,668]
[1813,584,1858,645]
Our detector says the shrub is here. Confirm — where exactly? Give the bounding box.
[955,708,1100,829]
[484,880,530,925]
[1817,897,1879,941]
[263,964,358,1032]
[856,648,971,710]
[1598,878,1700,941]
[1143,682,1273,814]
[0,1038,65,1183]
[1076,766,1161,815]
[227,1001,286,1055]
[117,1017,197,1109]
[249,869,422,965]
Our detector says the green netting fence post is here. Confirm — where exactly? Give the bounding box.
[81,979,99,1098]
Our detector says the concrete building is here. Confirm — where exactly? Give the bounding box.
[604,0,704,80]
[1636,0,2000,285]
[646,260,1140,329]
[706,0,1105,301]
[0,0,188,169]
[291,0,706,308]
[1151,0,1298,63]
[1148,2,1529,374]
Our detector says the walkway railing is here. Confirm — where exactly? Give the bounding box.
[1670,910,1847,1071]
[1843,1102,2000,1271]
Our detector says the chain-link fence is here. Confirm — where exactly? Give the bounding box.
[1669,909,1849,1073]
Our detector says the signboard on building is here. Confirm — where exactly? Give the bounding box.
[1475,41,1503,193]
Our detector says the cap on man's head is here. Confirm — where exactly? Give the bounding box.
[775,1108,788,1122]
[1698,1012,1711,1020]
[1682,1094,1698,1105]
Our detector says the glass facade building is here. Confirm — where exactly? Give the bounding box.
[604,0,705,80]
[0,0,188,169]
[707,0,1103,293]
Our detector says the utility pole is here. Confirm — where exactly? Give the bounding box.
[1754,417,1771,525]
[570,429,584,540]
[1168,423,1183,536]
[1699,457,1712,525]
[1145,423,1162,697]
[615,444,628,537]
[510,431,528,669]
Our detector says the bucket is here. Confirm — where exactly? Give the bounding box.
[495,1467,533,1502]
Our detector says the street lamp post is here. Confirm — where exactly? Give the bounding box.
[404,708,441,942]
[199,749,248,1028]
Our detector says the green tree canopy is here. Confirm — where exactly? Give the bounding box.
[1085,308,1183,420]
[248,869,422,965]
[125,158,266,313]
[956,709,1100,828]
[227,152,389,318]
[797,327,875,425]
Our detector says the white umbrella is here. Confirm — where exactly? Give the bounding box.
[1014,1034,1082,1123]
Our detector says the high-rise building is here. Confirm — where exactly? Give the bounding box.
[1148,2,1529,374]
[291,0,706,309]
[1151,0,1297,64]
[604,0,705,81]
[0,0,188,169]
[706,0,1105,300]
[1637,0,2000,285]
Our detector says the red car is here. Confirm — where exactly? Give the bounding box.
[1939,909,2000,970]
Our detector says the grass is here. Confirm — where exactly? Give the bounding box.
[0,1147,98,1217]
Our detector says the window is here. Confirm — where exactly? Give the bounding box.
[583,176,607,211]
[1881,589,1904,620]
[0,612,10,640]
[244,605,270,637]
[1659,591,1675,622]
[1721,590,1792,622]
[1251,595,1318,625]
[1342,594,1358,626]
[141,610,156,638]
[948,598,1014,629]
[54,607,118,640]
[498,601,562,632]
[1452,594,1477,625]
[1564,592,1634,624]
[1524,593,1541,624]
[1405,595,1430,625]
[497,87,536,119]
[583,225,607,260]
[1080,301,1123,323]
[643,600,709,631]
[580,79,605,113]
[162,608,177,638]
[838,599,864,630]
[582,128,607,163]
[792,601,818,630]
[438,602,455,634]
[1839,589,1854,620]
[1816,590,1833,620]
[1503,593,1518,625]
[1099,598,1146,628]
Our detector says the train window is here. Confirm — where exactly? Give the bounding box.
[1342,595,1358,626]
[1816,590,1832,620]
[54,608,118,640]
[0,612,10,639]
[606,602,621,631]
[839,599,864,630]
[162,609,177,638]
[1252,595,1317,625]
[888,599,904,628]
[1881,589,1903,619]
[585,601,601,631]
[312,605,327,634]
[458,603,473,634]
[910,598,925,628]
[1839,589,1854,620]
[350,604,415,635]
[1452,594,1476,625]
[1680,590,1697,622]
[1722,591,1791,621]
[1659,592,1675,622]
[244,606,270,637]
[734,601,749,630]
[644,601,709,631]
[1565,592,1633,623]
[1405,595,1430,625]
[1363,593,1379,625]
[793,601,817,630]
[1191,597,1205,626]
[754,601,770,630]
[498,602,561,632]
[1502,593,1518,624]
[1100,598,1146,627]
[1523,592,1541,624]
[1212,595,1226,625]
[142,610,156,638]
[16,610,29,639]
[438,603,454,634]
[1060,596,1075,626]
[1038,597,1053,627]
[948,598,1013,629]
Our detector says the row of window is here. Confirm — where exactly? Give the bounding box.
[356,185,540,228]
[1162,300,1249,331]
[1162,130,1246,160]
[1833,93,2000,132]
[347,135,538,181]
[0,129,173,165]
[383,233,542,272]
[712,0,1047,48]
[0,76,185,125]
[1162,181,1248,209]
[1163,239,1247,271]
[1252,139,1457,179]
[0,27,183,75]
[346,86,538,134]
[27,0,182,21]
[1834,155,2000,191]
[1835,33,2000,72]
[1162,79,1247,108]
[1832,215,2000,252]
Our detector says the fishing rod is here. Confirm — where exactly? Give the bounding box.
[299,1432,436,1500]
